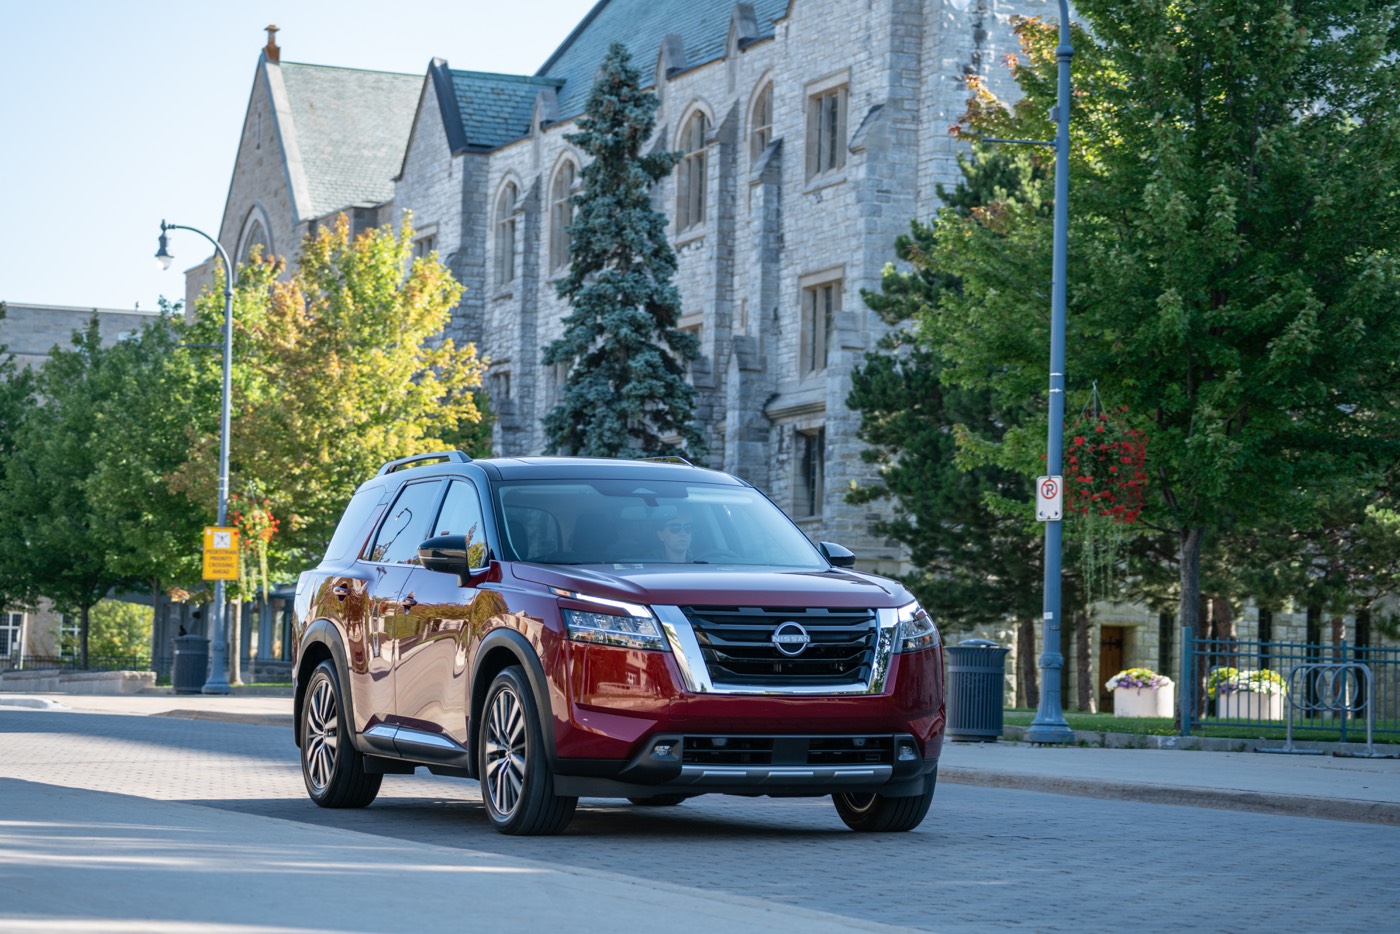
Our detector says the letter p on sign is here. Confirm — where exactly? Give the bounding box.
[1036,476,1063,521]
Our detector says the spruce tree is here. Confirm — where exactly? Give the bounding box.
[543,41,703,458]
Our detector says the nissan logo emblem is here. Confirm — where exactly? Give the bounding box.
[772,621,811,657]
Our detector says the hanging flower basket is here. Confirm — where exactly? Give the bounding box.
[1064,392,1149,600]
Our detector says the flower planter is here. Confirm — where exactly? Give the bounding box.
[1217,691,1285,721]
[1112,684,1175,718]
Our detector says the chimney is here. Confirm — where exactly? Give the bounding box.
[264,25,280,64]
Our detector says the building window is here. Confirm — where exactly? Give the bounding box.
[750,82,773,162]
[550,160,577,272]
[800,275,841,376]
[795,428,826,518]
[239,219,268,265]
[1,611,22,659]
[495,182,518,287]
[677,112,708,232]
[806,83,848,178]
[413,234,437,260]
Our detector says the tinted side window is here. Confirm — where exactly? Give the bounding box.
[435,479,488,568]
[323,485,385,562]
[369,480,444,564]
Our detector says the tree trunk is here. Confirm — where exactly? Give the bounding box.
[230,599,243,686]
[1017,616,1038,709]
[79,603,90,670]
[1178,527,1204,721]
[1075,608,1095,713]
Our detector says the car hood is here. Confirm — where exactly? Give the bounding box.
[507,562,911,609]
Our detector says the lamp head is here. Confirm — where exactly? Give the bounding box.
[155,220,174,270]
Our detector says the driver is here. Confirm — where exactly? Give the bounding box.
[656,509,694,562]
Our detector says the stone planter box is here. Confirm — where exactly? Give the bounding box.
[1218,691,1285,721]
[0,669,155,694]
[1112,684,1175,718]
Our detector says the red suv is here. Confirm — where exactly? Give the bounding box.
[293,452,945,835]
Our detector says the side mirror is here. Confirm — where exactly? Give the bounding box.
[418,534,490,585]
[819,541,856,569]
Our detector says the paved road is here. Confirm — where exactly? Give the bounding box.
[2,708,1398,932]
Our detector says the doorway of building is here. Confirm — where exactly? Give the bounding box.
[1098,626,1126,712]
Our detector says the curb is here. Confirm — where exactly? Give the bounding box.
[1002,724,1400,757]
[0,696,69,710]
[939,765,1400,826]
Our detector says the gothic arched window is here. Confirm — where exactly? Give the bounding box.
[676,112,708,232]
[549,160,577,272]
[494,182,518,286]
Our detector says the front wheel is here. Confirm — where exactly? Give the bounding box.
[832,771,936,832]
[301,659,381,808]
[479,666,577,835]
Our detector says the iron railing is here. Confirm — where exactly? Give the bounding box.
[1182,629,1400,741]
[0,654,162,673]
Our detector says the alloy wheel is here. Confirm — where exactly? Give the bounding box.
[483,684,527,818]
[304,676,338,794]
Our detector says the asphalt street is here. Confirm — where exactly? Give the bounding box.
[2,705,1399,932]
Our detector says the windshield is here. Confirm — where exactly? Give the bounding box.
[492,478,827,569]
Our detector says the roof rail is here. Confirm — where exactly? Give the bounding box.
[641,455,693,467]
[376,450,472,476]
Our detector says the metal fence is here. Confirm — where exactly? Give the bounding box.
[0,654,162,674]
[1183,629,1400,741]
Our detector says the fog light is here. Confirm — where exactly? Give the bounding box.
[712,737,728,748]
[653,743,675,758]
[897,743,918,761]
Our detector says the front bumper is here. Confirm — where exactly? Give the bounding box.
[552,731,939,798]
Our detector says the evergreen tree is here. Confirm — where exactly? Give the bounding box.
[542,41,703,458]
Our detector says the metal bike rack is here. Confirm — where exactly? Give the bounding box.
[1259,662,1390,758]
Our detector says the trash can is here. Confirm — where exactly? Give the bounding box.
[946,639,1010,742]
[171,635,210,694]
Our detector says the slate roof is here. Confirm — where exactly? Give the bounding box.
[444,70,565,152]
[537,0,791,119]
[279,62,421,218]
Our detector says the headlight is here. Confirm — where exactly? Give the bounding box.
[563,608,668,651]
[895,602,940,653]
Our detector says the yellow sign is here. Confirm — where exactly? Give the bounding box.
[202,526,240,581]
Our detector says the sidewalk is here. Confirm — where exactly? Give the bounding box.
[4,691,1398,825]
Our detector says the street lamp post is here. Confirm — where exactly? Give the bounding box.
[1025,2,1075,744]
[156,220,234,695]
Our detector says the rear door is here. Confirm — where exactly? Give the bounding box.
[394,477,493,754]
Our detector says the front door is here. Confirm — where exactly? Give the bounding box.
[1099,625,1126,713]
[394,478,490,755]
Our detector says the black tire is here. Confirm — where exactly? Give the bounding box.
[301,659,382,808]
[832,771,936,832]
[478,666,578,835]
[627,794,688,807]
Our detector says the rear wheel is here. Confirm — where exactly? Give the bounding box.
[832,771,936,832]
[301,660,381,808]
[479,666,577,835]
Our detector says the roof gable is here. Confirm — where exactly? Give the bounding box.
[536,0,790,119]
[441,69,564,152]
[278,62,421,218]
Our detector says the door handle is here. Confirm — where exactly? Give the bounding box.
[401,595,418,610]
[331,584,350,599]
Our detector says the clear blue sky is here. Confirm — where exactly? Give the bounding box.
[0,0,598,312]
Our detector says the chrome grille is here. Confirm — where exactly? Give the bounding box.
[680,605,878,686]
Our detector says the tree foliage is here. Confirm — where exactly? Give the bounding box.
[542,41,703,458]
[919,2,1400,633]
[169,215,487,569]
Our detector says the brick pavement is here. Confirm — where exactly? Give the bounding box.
[3,706,1399,931]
